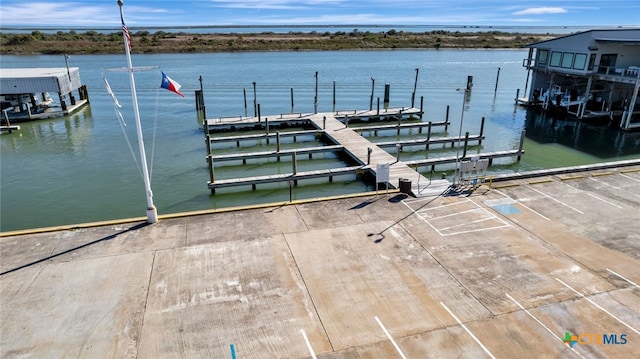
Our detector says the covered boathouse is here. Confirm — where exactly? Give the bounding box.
[0,67,89,122]
[519,29,640,130]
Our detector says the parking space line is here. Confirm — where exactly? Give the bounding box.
[525,185,585,214]
[440,302,496,359]
[418,200,472,213]
[439,216,498,232]
[555,278,640,336]
[606,268,640,289]
[420,207,485,220]
[505,293,583,358]
[300,329,317,359]
[443,224,511,236]
[494,189,551,221]
[589,176,622,191]
[466,197,512,226]
[620,173,640,183]
[402,200,444,236]
[374,316,407,359]
[404,198,512,237]
[585,192,623,209]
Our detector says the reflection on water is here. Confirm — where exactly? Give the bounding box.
[524,109,640,159]
[2,106,94,156]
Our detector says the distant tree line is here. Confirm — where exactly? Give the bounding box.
[0,29,550,55]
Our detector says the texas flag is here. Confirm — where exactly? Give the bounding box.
[160,71,184,97]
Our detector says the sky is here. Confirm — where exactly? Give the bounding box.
[0,0,638,28]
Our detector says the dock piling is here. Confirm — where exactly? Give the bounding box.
[243,88,247,114]
[292,151,298,175]
[411,68,419,108]
[332,81,336,112]
[494,67,500,93]
[370,77,375,111]
[462,132,469,159]
[384,83,390,109]
[445,105,450,131]
[257,103,261,123]
[314,71,318,114]
[291,88,294,111]
[426,122,432,150]
[479,117,485,145]
[252,82,257,117]
[518,130,526,161]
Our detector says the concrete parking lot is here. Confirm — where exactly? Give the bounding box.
[2,166,639,358]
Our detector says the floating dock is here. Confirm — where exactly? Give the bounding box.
[204,107,525,196]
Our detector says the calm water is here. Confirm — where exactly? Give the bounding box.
[2,50,639,232]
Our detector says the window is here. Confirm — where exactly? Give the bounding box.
[598,54,618,73]
[599,54,617,67]
[573,53,587,70]
[549,51,562,67]
[561,52,574,68]
[537,49,549,64]
[588,54,596,70]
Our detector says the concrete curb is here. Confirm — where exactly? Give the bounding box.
[0,189,398,238]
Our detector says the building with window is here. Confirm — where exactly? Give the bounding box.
[520,29,640,129]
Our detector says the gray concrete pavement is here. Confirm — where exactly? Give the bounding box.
[2,166,640,358]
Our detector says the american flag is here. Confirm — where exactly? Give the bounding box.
[120,12,131,49]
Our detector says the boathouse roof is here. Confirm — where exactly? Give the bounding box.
[526,28,640,48]
[0,67,82,95]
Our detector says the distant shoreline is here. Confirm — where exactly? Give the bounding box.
[0,29,561,55]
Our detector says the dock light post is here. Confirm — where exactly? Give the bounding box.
[454,87,469,185]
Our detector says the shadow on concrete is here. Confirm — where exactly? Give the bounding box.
[349,196,383,210]
[0,222,149,277]
[388,194,408,203]
[367,187,449,243]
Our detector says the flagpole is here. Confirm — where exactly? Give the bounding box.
[118,0,158,223]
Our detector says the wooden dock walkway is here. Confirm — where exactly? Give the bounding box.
[306,112,451,197]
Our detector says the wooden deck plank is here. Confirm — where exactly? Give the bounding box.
[208,165,363,189]
[208,145,344,162]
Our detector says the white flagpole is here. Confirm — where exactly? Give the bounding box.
[118,0,158,223]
